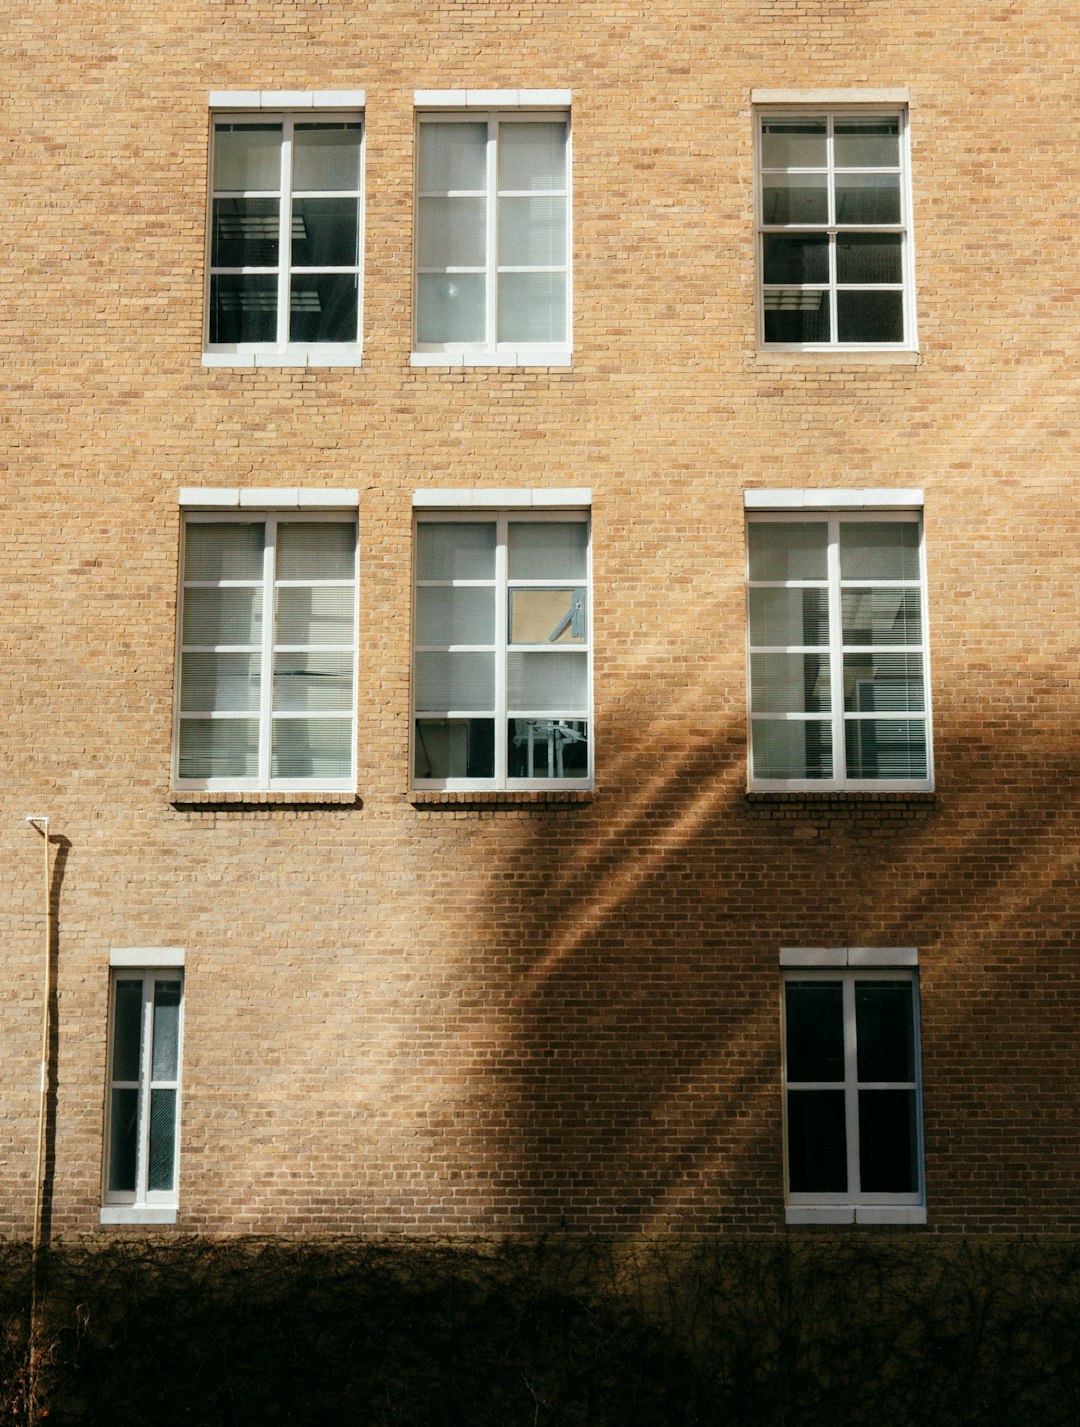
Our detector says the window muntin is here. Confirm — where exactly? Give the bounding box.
[757,110,914,349]
[175,515,358,790]
[207,113,363,357]
[783,969,923,1207]
[104,972,184,1208]
[746,512,931,789]
[414,113,570,355]
[412,512,591,789]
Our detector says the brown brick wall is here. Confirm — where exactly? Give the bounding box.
[1,0,1077,1237]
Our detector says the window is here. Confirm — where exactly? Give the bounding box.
[412,511,591,788]
[414,109,570,362]
[756,108,914,349]
[175,514,357,790]
[104,969,184,1217]
[746,510,931,789]
[782,961,924,1224]
[206,110,363,363]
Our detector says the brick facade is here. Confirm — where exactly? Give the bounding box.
[2,0,1077,1238]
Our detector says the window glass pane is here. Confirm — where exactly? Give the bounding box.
[416,273,487,344]
[182,588,263,647]
[178,718,259,779]
[762,173,828,224]
[748,587,830,647]
[509,588,587,645]
[858,1089,918,1193]
[508,719,588,778]
[839,522,920,581]
[273,652,353,711]
[785,981,844,1081]
[271,717,353,778]
[209,275,278,344]
[497,272,566,343]
[508,522,587,580]
[108,1088,140,1193]
[185,522,265,582]
[213,122,282,191]
[751,719,832,779]
[415,586,495,647]
[414,718,495,780]
[834,172,901,224]
[751,653,831,714]
[787,1090,847,1193]
[290,275,359,343]
[762,234,828,285]
[833,118,899,169]
[211,197,280,267]
[836,233,903,285]
[275,586,354,645]
[747,522,828,581]
[836,289,904,344]
[418,196,486,267]
[762,289,830,344]
[841,588,922,646]
[856,981,915,1082]
[415,652,495,712]
[498,196,567,266]
[418,122,487,192]
[843,654,924,713]
[760,120,826,169]
[507,651,588,713]
[151,982,182,1080]
[844,718,927,780]
[498,121,567,190]
[416,522,496,581]
[276,522,355,581]
[147,1089,177,1192]
[181,653,261,712]
[291,197,360,267]
[111,980,144,1082]
[292,122,362,192]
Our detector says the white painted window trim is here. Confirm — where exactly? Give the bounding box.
[101,968,185,1225]
[781,962,926,1225]
[412,105,572,368]
[745,508,934,792]
[412,507,593,791]
[754,103,917,353]
[203,106,364,368]
[172,511,359,793]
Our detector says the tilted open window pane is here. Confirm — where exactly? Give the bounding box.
[105,972,184,1208]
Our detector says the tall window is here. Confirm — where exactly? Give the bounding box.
[414,113,570,359]
[746,512,931,789]
[783,968,923,1215]
[757,109,914,348]
[206,112,363,361]
[104,971,184,1211]
[413,513,591,788]
[175,516,357,791]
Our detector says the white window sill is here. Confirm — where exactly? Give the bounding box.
[786,1205,927,1226]
[410,350,572,369]
[203,349,362,369]
[753,348,920,366]
[100,1205,177,1226]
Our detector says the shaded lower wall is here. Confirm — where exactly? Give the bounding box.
[2,1236,1079,1426]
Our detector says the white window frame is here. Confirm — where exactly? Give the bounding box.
[745,508,933,791]
[203,104,364,367]
[173,511,359,792]
[102,966,185,1222]
[781,957,925,1225]
[411,106,572,367]
[754,105,917,352]
[411,508,593,791]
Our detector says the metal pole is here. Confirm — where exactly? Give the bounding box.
[24,815,50,1427]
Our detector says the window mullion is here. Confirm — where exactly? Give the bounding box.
[278,116,294,349]
[826,516,845,784]
[826,116,838,342]
[136,975,155,1203]
[260,519,277,786]
[843,976,860,1197]
[485,118,499,349]
[494,514,509,782]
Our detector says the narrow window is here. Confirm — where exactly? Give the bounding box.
[175,515,358,791]
[412,513,591,789]
[746,512,931,789]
